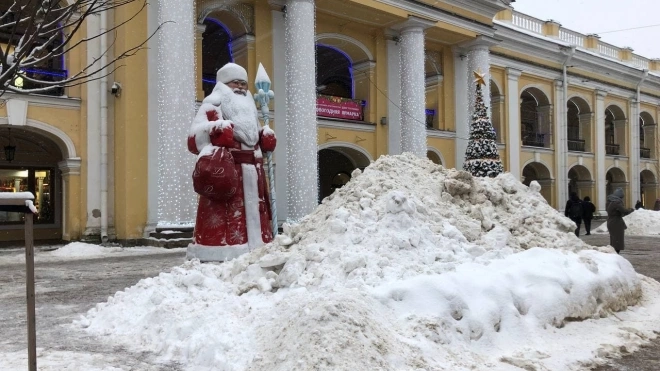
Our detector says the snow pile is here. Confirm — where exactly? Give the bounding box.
[77,154,660,371]
[594,209,660,236]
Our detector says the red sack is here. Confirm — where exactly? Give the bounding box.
[192,147,239,201]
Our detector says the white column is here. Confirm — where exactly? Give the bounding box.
[85,13,101,236]
[146,0,160,233]
[629,99,641,202]
[386,31,402,155]
[396,18,430,157]
[595,90,608,214]
[453,47,468,169]
[270,0,288,225]
[554,80,567,208]
[284,0,317,221]
[156,0,197,225]
[506,68,522,179]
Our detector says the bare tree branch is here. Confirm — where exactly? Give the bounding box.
[0,0,163,97]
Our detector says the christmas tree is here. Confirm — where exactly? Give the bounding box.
[463,71,504,178]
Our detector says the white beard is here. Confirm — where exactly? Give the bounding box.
[214,82,260,147]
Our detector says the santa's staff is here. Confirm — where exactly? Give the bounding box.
[254,63,278,236]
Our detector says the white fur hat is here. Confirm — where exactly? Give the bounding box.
[216,63,248,84]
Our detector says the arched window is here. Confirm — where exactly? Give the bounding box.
[567,101,580,139]
[202,18,233,96]
[316,44,353,99]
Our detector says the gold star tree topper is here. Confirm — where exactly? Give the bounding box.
[473,70,486,86]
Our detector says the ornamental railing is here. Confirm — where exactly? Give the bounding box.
[567,139,586,152]
[559,29,585,47]
[606,143,620,156]
[640,147,651,159]
[512,12,544,34]
[504,10,656,72]
[522,132,548,148]
[632,55,650,70]
[598,42,619,59]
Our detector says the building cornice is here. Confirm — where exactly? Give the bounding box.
[493,21,660,99]
[491,53,660,105]
[0,94,81,110]
[377,0,496,37]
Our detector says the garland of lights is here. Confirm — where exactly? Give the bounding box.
[156,0,197,225]
[285,0,318,222]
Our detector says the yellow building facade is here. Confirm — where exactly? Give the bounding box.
[1,0,658,243]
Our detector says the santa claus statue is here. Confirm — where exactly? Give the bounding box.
[187,63,277,262]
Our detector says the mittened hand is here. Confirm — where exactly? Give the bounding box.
[210,123,234,147]
[259,127,277,152]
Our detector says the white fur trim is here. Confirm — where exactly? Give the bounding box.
[242,163,264,249]
[217,63,248,83]
[186,243,250,262]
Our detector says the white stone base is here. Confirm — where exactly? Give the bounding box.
[186,243,250,262]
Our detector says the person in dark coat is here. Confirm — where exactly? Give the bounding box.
[582,196,596,235]
[565,192,583,237]
[606,188,633,254]
[635,200,643,210]
[655,198,660,211]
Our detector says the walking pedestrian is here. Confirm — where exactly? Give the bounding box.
[606,187,633,254]
[635,200,643,210]
[582,196,596,235]
[654,198,660,211]
[565,192,583,237]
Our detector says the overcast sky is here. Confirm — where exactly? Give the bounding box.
[512,0,660,59]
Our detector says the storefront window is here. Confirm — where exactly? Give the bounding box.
[0,167,55,224]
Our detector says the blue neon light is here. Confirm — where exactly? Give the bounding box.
[316,43,354,99]
[204,18,234,63]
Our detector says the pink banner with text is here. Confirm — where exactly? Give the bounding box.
[316,95,364,121]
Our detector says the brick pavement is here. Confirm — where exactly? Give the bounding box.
[581,225,660,371]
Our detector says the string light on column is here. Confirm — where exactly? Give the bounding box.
[399,24,427,158]
[284,0,318,222]
[156,0,197,225]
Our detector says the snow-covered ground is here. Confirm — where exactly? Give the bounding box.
[0,242,185,265]
[594,209,660,236]
[38,155,660,370]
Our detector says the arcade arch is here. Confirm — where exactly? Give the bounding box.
[522,161,553,204]
[520,87,552,148]
[604,105,627,156]
[317,143,372,202]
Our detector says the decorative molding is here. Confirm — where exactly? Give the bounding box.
[426,129,456,139]
[6,99,28,126]
[0,94,81,109]
[317,119,376,132]
[0,117,78,158]
[197,2,254,36]
[390,15,436,32]
[460,35,501,50]
[378,0,496,36]
[316,33,374,61]
[426,146,446,165]
[318,141,374,162]
[505,67,522,79]
[522,146,554,154]
[58,158,82,175]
